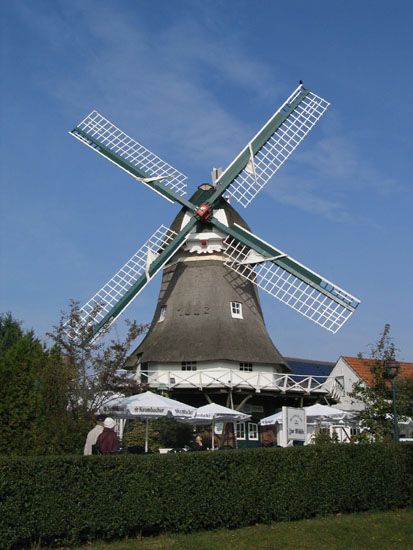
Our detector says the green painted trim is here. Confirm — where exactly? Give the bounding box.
[211,218,355,312]
[71,128,195,211]
[207,89,310,205]
[86,217,198,342]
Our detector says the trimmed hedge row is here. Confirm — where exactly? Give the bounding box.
[0,444,412,548]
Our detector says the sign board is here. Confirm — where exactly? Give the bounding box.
[282,407,306,442]
[242,404,264,414]
[214,422,224,435]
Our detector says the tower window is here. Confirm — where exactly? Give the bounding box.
[158,305,166,322]
[230,302,243,319]
[181,361,197,371]
[239,362,253,372]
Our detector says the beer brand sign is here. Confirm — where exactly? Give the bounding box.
[283,407,306,442]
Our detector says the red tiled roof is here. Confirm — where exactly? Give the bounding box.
[342,356,413,386]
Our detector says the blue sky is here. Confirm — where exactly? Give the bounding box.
[1,0,412,361]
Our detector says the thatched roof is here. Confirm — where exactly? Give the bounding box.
[129,186,288,370]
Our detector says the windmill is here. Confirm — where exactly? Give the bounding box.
[67,82,360,354]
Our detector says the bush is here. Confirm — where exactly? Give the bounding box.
[0,444,412,548]
[122,417,193,452]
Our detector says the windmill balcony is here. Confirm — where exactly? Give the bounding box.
[133,367,344,399]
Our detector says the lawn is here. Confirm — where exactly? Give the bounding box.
[75,509,412,549]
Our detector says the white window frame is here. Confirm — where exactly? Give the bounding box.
[239,362,253,372]
[158,305,166,322]
[181,361,197,371]
[236,421,246,440]
[248,422,259,441]
[230,301,243,319]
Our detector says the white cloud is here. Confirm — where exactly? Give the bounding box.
[263,115,402,223]
[15,1,283,171]
[14,0,400,224]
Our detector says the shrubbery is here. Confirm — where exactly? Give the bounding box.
[0,444,412,548]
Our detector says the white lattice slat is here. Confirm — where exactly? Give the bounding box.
[66,225,177,340]
[71,111,187,196]
[223,237,360,333]
[227,91,330,207]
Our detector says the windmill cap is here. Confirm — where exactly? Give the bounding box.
[104,417,116,429]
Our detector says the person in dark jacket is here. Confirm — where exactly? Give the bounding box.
[96,417,120,454]
[192,434,205,451]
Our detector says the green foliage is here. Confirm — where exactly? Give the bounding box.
[350,324,411,442]
[312,427,340,446]
[0,444,411,547]
[47,301,148,418]
[0,308,148,456]
[54,510,413,550]
[0,324,47,454]
[155,417,193,448]
[0,314,86,455]
[122,418,193,452]
[0,312,24,355]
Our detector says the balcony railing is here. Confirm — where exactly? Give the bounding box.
[135,368,343,399]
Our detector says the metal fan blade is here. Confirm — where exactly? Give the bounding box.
[208,84,329,208]
[70,111,189,205]
[66,220,197,343]
[212,220,360,333]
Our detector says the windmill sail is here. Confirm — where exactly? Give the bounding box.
[220,224,360,333]
[66,225,182,342]
[70,111,188,201]
[210,84,329,208]
[66,83,360,343]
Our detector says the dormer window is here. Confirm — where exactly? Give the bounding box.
[182,361,197,371]
[240,362,253,372]
[230,301,243,319]
[158,305,166,322]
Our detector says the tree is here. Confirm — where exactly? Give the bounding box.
[46,301,148,436]
[0,306,148,455]
[312,426,339,446]
[0,312,24,354]
[350,324,411,442]
[0,313,48,454]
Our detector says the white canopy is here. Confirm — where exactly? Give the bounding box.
[180,402,251,450]
[184,402,251,425]
[101,391,195,452]
[259,411,283,426]
[259,404,353,426]
[304,404,353,420]
[101,390,195,419]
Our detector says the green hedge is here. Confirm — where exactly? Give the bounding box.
[0,444,412,548]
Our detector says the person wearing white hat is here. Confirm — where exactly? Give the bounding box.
[95,417,120,454]
[83,414,105,456]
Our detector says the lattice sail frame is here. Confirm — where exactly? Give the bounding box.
[223,236,360,333]
[227,91,330,207]
[71,111,187,197]
[66,225,177,341]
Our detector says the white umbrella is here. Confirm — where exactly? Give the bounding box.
[259,411,283,426]
[102,391,195,452]
[182,403,251,450]
[304,404,353,421]
[259,405,353,426]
